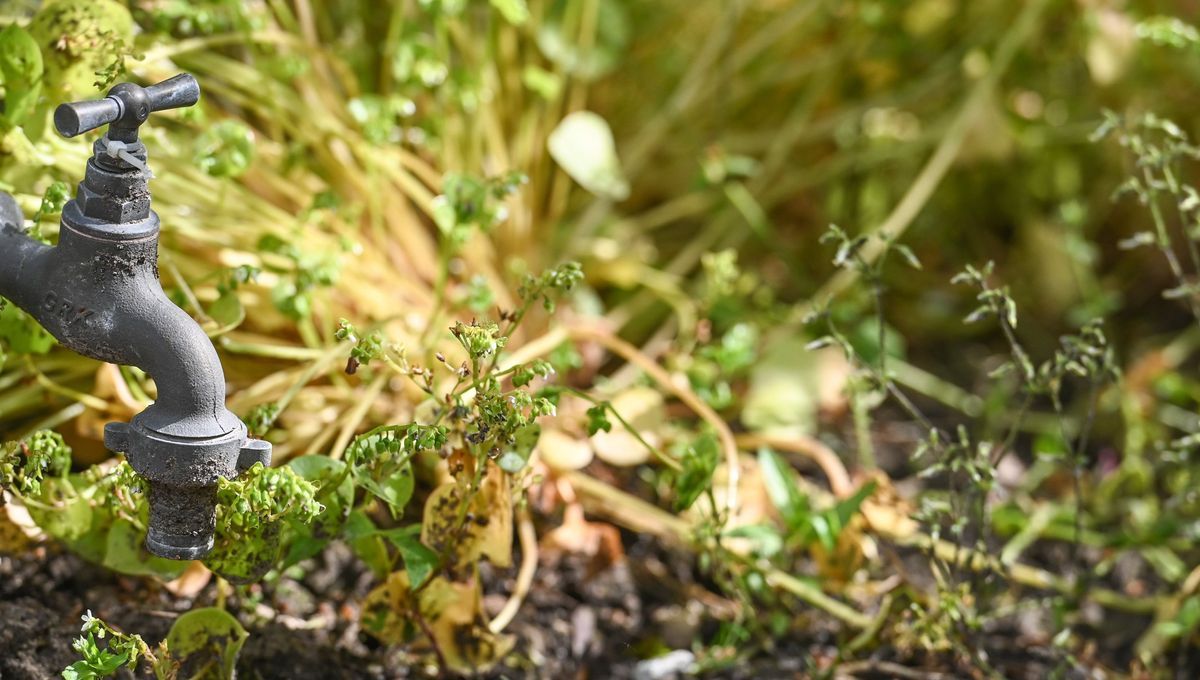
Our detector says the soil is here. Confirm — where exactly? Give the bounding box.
[3,522,1198,680]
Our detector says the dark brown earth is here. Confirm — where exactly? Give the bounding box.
[3,525,1198,679]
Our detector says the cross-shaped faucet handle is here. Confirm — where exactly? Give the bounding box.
[54,73,200,143]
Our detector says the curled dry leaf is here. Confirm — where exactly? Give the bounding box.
[163,560,214,599]
[75,364,145,457]
[537,428,594,472]
[542,504,625,569]
[1,501,34,553]
[859,472,920,540]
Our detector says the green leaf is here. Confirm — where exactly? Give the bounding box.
[806,480,878,549]
[387,527,439,589]
[490,0,529,25]
[26,478,93,542]
[359,461,415,517]
[0,24,44,127]
[195,120,256,178]
[0,302,55,355]
[498,423,541,473]
[675,433,719,511]
[166,608,248,680]
[548,111,629,200]
[345,511,393,579]
[284,455,353,564]
[101,520,187,580]
[1176,595,1200,631]
[585,405,612,436]
[207,291,245,334]
[757,448,810,530]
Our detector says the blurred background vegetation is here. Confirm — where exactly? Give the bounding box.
[2,0,1200,677]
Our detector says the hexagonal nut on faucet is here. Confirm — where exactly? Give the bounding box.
[237,438,272,474]
[103,418,255,561]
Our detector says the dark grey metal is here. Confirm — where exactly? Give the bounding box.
[0,74,269,561]
[54,73,201,143]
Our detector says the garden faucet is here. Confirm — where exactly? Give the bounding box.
[0,74,270,561]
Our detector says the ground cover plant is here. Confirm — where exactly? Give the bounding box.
[1,0,1200,678]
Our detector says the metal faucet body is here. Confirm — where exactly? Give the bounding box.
[0,75,268,560]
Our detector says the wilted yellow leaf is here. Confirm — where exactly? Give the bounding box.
[422,463,513,569]
[362,571,515,674]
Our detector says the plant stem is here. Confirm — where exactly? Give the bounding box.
[488,504,537,634]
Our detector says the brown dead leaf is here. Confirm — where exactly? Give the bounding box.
[810,520,867,586]
[362,571,515,674]
[0,504,32,553]
[859,471,919,540]
[542,504,625,569]
[164,560,213,598]
[76,364,144,441]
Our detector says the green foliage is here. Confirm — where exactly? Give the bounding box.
[0,301,56,356]
[0,430,70,497]
[64,607,247,680]
[9,1,1200,675]
[0,24,44,129]
[335,319,386,374]
[585,404,612,436]
[164,608,248,680]
[64,611,155,680]
[518,261,584,313]
[450,320,507,360]
[1136,16,1200,50]
[346,424,447,517]
[256,234,341,320]
[511,359,553,388]
[674,433,719,512]
[132,0,262,37]
[348,95,417,145]
[244,403,282,438]
[27,0,135,97]
[194,120,256,178]
[433,171,527,247]
[206,464,324,583]
[32,181,70,230]
[735,449,877,555]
